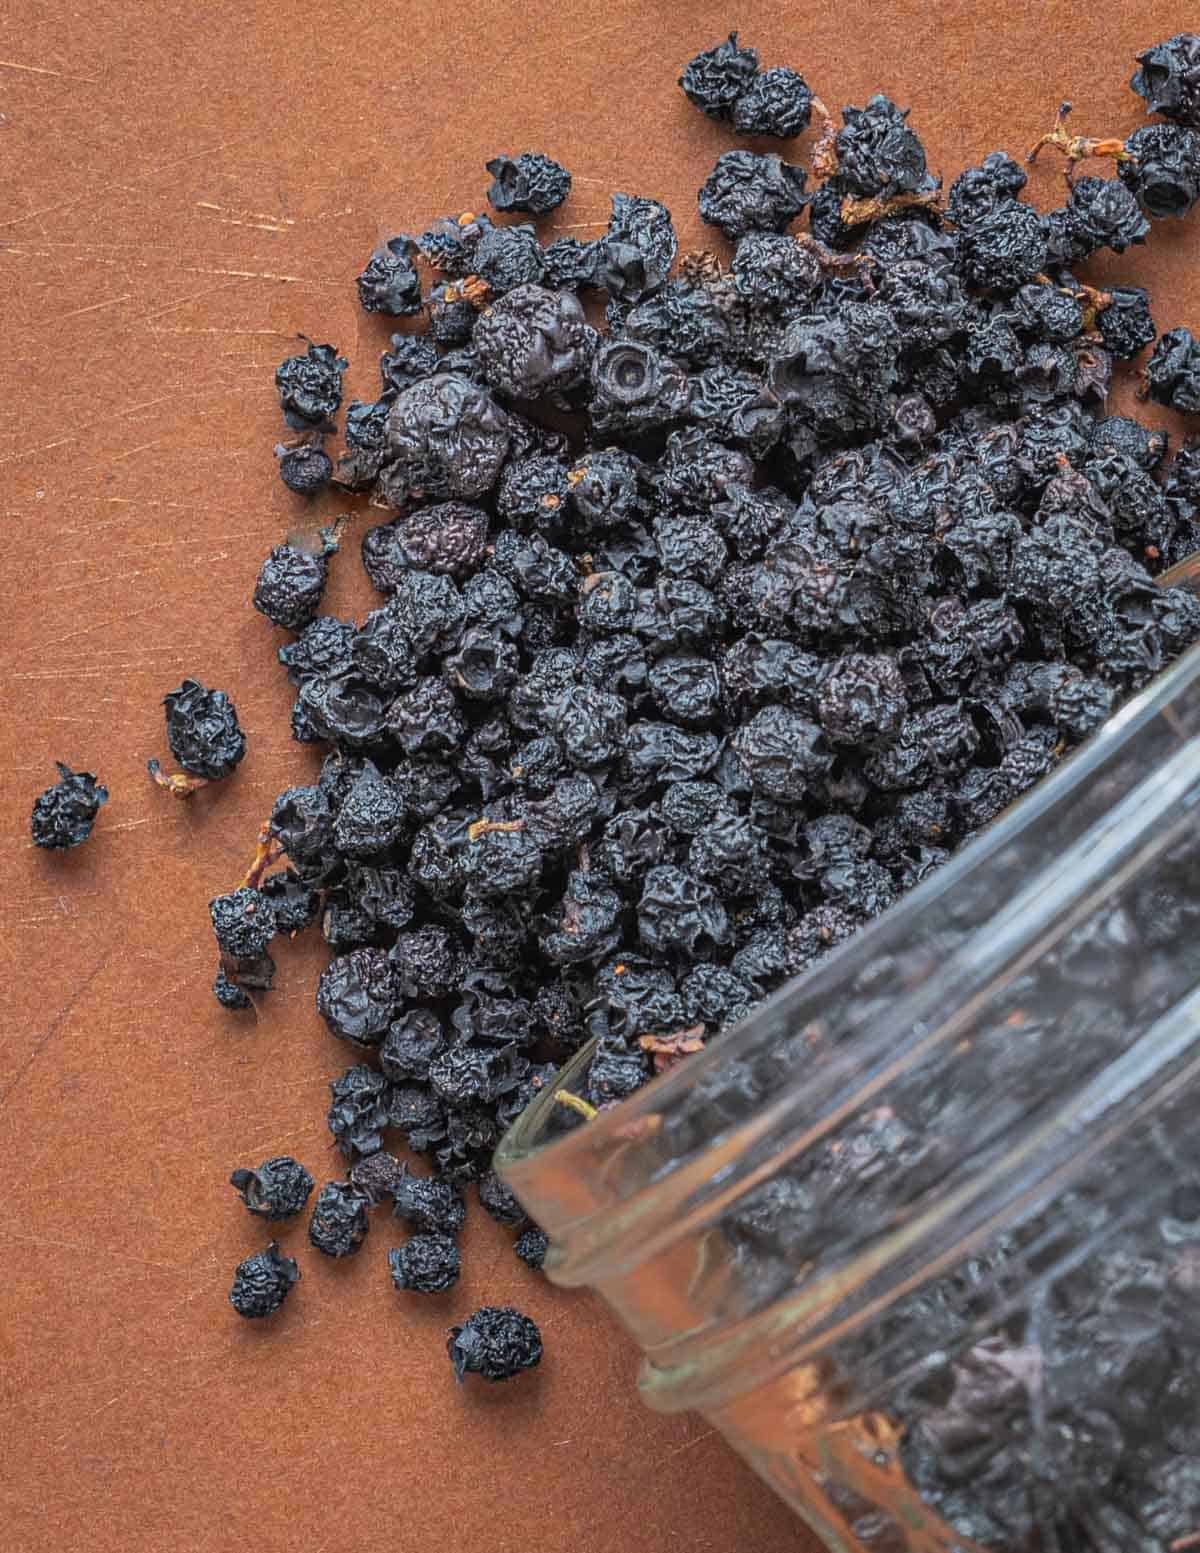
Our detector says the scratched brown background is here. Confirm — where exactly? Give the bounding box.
[1,2,1196,1550]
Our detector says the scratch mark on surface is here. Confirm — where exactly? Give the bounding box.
[43,568,145,595]
[195,200,295,227]
[0,58,98,84]
[186,265,316,283]
[104,439,164,463]
[28,604,163,652]
[140,279,242,324]
[0,1229,177,1271]
[661,1429,717,1460]
[0,135,255,231]
[57,292,132,320]
[0,435,75,468]
[194,203,294,233]
[0,958,106,1111]
[152,326,296,337]
[108,395,173,417]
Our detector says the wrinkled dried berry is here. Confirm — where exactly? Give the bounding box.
[356,236,421,315]
[30,763,107,850]
[308,1181,370,1258]
[513,1226,549,1270]
[389,1234,461,1293]
[698,151,808,241]
[161,679,246,781]
[732,67,813,139]
[210,886,277,960]
[229,1156,314,1220]
[316,948,397,1048]
[391,1165,466,1236]
[229,1242,299,1318]
[275,340,346,429]
[486,152,571,215]
[1131,34,1200,127]
[448,1305,543,1382]
[678,32,758,120]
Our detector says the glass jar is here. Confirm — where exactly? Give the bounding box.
[497,639,1200,1553]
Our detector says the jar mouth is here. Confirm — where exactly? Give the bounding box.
[496,1031,718,1280]
[494,1036,598,1172]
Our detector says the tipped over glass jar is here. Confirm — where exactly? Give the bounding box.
[498,637,1200,1553]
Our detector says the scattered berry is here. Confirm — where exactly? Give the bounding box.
[30,763,107,850]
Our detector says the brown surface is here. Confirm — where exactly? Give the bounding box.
[1,2,1196,1549]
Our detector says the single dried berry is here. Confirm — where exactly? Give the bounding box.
[1145,327,1200,412]
[378,336,441,396]
[161,679,246,781]
[836,95,934,198]
[348,1149,406,1203]
[733,706,833,801]
[957,203,1048,292]
[229,1156,314,1220]
[308,1181,370,1258]
[1131,33,1200,127]
[485,152,571,215]
[818,654,908,745]
[638,864,730,959]
[210,887,277,959]
[389,1234,461,1293]
[698,151,808,241]
[275,340,347,429]
[229,1242,300,1318]
[1119,123,1200,219]
[30,763,107,850]
[327,1063,391,1159]
[356,236,422,315]
[332,760,406,857]
[447,1305,543,1383]
[390,1165,466,1236]
[946,152,1027,225]
[254,533,338,632]
[731,67,813,138]
[474,284,595,400]
[472,222,546,294]
[1097,287,1156,360]
[275,441,333,495]
[1060,176,1149,256]
[477,1169,528,1227]
[513,1226,549,1271]
[383,373,511,502]
[259,869,320,935]
[596,193,677,305]
[678,32,758,120]
[370,503,490,584]
[316,947,397,1047]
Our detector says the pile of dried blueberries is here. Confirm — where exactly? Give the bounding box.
[30,30,1200,1435]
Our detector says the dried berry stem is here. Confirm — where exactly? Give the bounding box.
[444,275,493,310]
[1026,101,1134,187]
[467,817,527,842]
[240,823,283,890]
[839,189,942,227]
[809,96,839,179]
[553,1089,598,1122]
[146,758,208,799]
[793,233,878,294]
